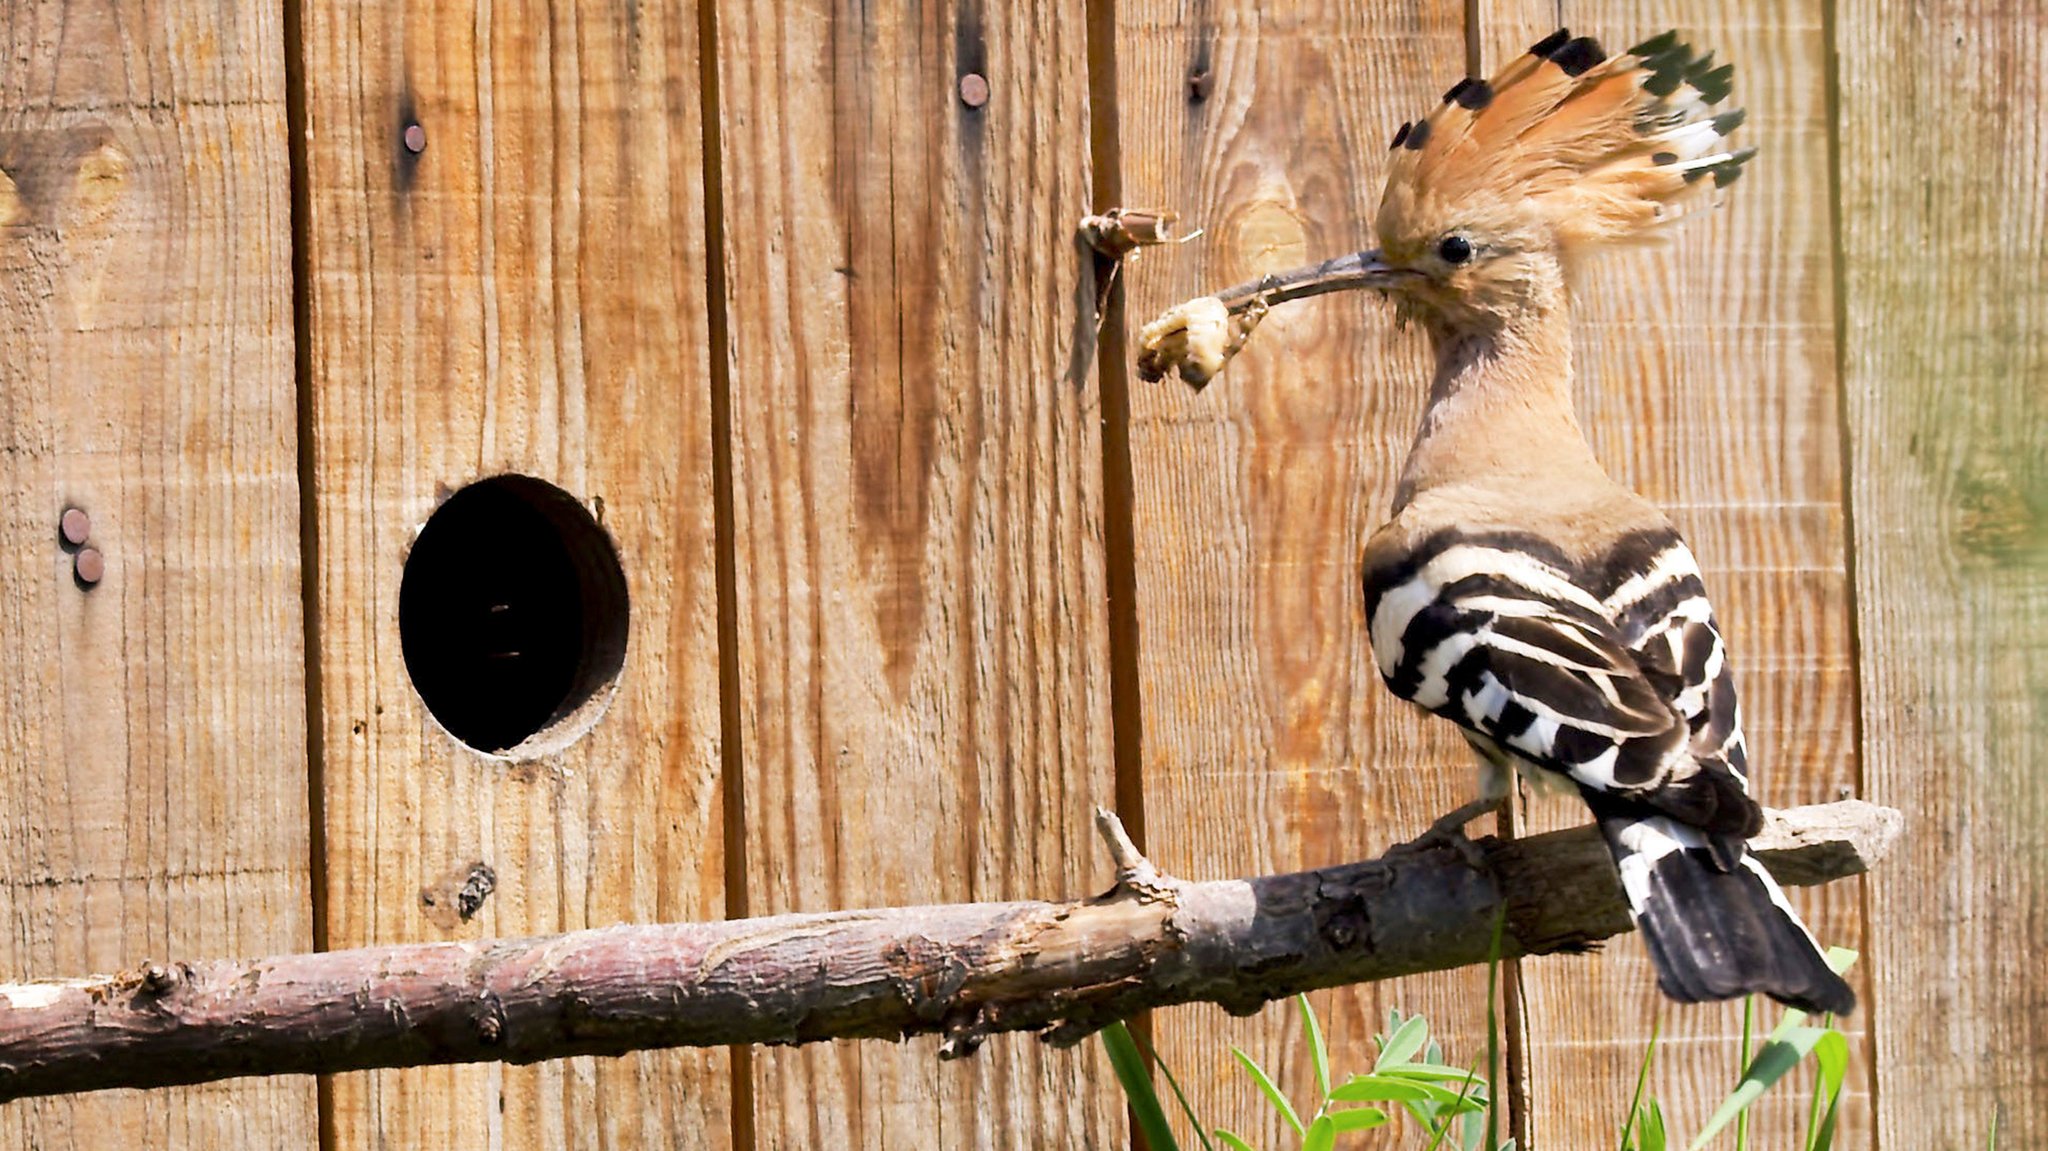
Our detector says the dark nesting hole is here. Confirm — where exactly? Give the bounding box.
[399,475,628,755]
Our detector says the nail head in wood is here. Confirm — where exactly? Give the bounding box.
[59,508,90,547]
[958,73,990,109]
[73,548,105,586]
[403,123,427,154]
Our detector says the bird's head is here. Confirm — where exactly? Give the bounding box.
[1357,30,1753,337]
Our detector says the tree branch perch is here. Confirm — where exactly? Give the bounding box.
[0,800,1897,1102]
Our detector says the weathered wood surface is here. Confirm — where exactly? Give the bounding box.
[713,0,1120,1146]
[1838,3,2048,1148]
[1463,5,1870,1145]
[0,803,1896,1104]
[1112,5,1495,1145]
[297,0,731,1146]
[0,0,316,1146]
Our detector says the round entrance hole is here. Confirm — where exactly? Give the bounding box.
[399,475,629,756]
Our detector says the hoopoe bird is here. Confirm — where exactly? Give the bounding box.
[1351,30,1855,1013]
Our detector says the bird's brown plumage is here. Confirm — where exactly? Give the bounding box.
[1355,30,1853,1014]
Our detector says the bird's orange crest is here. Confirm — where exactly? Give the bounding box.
[1377,30,1753,260]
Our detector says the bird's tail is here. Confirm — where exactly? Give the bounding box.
[1597,809,1855,1015]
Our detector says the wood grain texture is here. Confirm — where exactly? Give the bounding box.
[298,0,730,1145]
[715,1,1120,1147]
[0,0,315,1146]
[1837,3,2048,1148]
[1114,6,1501,1144]
[1474,5,1867,1146]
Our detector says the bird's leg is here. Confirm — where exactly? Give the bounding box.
[1392,758,1512,868]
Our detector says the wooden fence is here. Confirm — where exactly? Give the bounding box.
[1,0,2040,1148]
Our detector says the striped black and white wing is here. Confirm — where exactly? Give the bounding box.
[1602,530,1750,782]
[1364,529,1755,837]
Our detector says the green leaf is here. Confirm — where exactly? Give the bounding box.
[1377,1014,1431,1070]
[1302,1116,1336,1151]
[1232,1047,1304,1137]
[1813,1030,1849,1096]
[1372,1062,1489,1083]
[1688,1026,1834,1150]
[1215,1131,1257,1151]
[1102,1023,1181,1151]
[1458,1110,1482,1151]
[1330,1075,1482,1112]
[1327,1108,1390,1132]
[1421,1061,1488,1151]
[1298,995,1331,1101]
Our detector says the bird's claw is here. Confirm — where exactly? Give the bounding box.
[1389,797,1508,870]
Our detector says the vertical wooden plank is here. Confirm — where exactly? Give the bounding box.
[716,0,1120,1146]
[1115,6,1495,1144]
[299,0,731,1146]
[0,0,316,1146]
[1476,6,1866,1145]
[1838,4,2048,1148]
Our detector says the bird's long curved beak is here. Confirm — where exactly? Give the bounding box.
[1212,249,1410,312]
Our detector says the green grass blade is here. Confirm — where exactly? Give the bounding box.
[1617,1018,1661,1151]
[1805,1030,1849,1149]
[1103,1022,1182,1151]
[1688,1026,1833,1151]
[1232,1047,1304,1137]
[1298,994,1331,1102]
[1485,907,1505,1151]
[1640,1100,1667,1151]
[1302,1115,1337,1151]
[1130,1028,1215,1151]
[1735,996,1755,1151]
[1808,1092,1842,1151]
[1214,1131,1257,1151]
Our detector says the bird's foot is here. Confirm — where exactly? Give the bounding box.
[1390,796,1508,870]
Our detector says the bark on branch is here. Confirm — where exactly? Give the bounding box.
[0,801,1898,1103]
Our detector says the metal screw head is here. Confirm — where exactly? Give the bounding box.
[74,547,105,586]
[59,507,91,547]
[958,73,990,109]
[403,123,427,154]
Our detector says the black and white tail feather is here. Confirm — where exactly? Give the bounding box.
[1365,526,1855,1015]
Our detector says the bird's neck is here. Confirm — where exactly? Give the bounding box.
[1392,304,1605,513]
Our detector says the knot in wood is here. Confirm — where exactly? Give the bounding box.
[140,964,178,996]
[473,994,506,1046]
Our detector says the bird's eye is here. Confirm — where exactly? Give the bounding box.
[1437,234,1473,265]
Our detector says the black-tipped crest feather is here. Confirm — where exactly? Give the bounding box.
[1378,28,1753,254]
